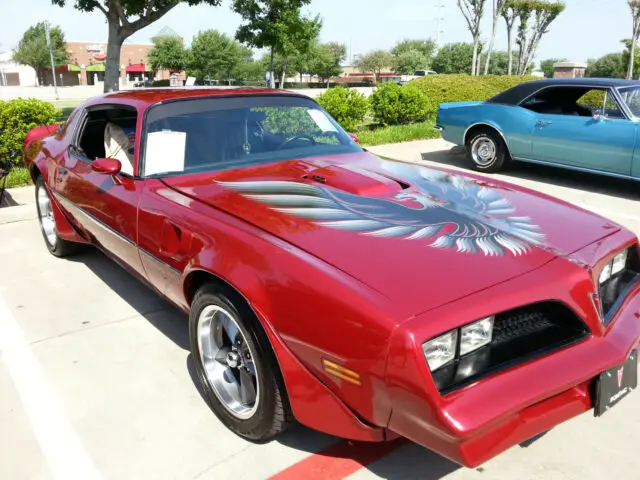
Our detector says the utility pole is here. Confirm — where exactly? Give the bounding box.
[44,21,59,100]
[435,2,445,47]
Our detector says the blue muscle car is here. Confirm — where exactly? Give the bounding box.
[435,78,640,180]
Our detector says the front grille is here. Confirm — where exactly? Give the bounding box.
[433,302,589,395]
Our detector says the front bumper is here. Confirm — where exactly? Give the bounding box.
[385,238,640,467]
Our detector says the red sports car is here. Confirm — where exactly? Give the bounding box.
[23,88,640,467]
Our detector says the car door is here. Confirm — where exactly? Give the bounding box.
[531,88,636,176]
[51,104,146,277]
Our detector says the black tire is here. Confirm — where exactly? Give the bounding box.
[35,176,81,257]
[189,284,293,441]
[465,128,509,173]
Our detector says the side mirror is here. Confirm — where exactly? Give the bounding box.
[348,133,360,143]
[92,157,122,175]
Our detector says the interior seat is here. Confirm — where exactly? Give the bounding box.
[104,122,135,175]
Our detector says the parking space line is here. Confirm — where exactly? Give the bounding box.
[0,293,102,480]
[267,438,408,480]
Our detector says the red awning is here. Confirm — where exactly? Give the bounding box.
[125,63,148,73]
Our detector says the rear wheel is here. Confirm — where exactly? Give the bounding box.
[189,284,292,440]
[35,176,81,257]
[465,128,509,173]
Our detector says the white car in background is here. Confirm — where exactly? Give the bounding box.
[398,69,438,85]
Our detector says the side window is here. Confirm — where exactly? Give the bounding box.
[74,106,138,176]
[577,89,625,119]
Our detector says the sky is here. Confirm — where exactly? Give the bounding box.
[0,0,632,66]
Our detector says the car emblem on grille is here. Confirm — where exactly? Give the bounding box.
[618,366,624,388]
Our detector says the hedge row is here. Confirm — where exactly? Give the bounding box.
[317,75,541,132]
[411,74,540,110]
[0,98,61,168]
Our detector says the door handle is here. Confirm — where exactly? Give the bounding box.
[536,120,552,126]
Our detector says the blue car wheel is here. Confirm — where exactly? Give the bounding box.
[465,128,508,173]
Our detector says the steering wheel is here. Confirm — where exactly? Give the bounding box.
[277,134,316,150]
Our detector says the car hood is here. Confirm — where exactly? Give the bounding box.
[163,152,620,315]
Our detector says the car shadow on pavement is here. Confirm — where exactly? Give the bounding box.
[68,249,190,351]
[421,147,640,202]
[72,248,462,479]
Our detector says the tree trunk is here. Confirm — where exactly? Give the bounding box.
[471,37,479,75]
[105,20,124,93]
[628,38,637,80]
[280,54,288,89]
[484,9,499,75]
[506,27,513,75]
[269,47,275,88]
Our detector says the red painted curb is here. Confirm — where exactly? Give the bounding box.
[268,438,409,480]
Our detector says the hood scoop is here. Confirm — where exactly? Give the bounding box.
[300,164,408,197]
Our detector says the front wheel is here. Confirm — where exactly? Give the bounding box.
[465,129,509,173]
[35,176,81,257]
[189,284,292,440]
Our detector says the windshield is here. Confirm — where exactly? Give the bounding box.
[142,95,362,177]
[617,86,640,117]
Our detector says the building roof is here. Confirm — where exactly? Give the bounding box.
[153,26,182,39]
[486,78,640,105]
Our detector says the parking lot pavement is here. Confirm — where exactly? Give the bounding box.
[1,142,640,480]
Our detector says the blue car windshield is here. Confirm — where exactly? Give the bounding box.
[142,94,362,177]
[617,86,640,117]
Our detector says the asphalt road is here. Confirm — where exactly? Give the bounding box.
[1,141,639,480]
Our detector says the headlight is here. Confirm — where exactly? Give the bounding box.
[422,330,457,371]
[423,316,495,372]
[611,250,628,275]
[599,262,612,284]
[460,317,494,355]
[599,248,630,286]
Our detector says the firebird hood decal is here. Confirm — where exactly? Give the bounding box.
[217,166,545,256]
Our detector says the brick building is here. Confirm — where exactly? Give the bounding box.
[42,26,185,87]
[553,61,588,79]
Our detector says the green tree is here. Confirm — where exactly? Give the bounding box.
[52,0,221,93]
[148,36,185,74]
[478,50,511,75]
[586,53,625,78]
[457,0,487,75]
[539,57,565,78]
[187,30,253,83]
[431,42,474,74]
[627,1,640,78]
[393,49,429,74]
[502,0,518,74]
[621,38,640,79]
[12,22,70,86]
[483,0,506,74]
[513,0,566,75]
[235,59,265,81]
[391,39,436,63]
[232,0,320,88]
[354,50,393,82]
[308,43,346,84]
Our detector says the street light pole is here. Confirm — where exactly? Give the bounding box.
[44,22,59,100]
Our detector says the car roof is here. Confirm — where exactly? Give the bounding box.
[486,78,640,105]
[83,86,300,109]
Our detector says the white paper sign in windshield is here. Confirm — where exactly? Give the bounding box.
[144,131,187,176]
[307,109,338,133]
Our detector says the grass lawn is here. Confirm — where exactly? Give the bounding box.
[3,167,32,189]
[357,121,441,147]
[52,99,82,122]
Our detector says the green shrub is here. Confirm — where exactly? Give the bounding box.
[258,107,318,135]
[316,86,369,131]
[0,98,60,167]
[412,74,540,116]
[357,121,440,146]
[370,83,433,126]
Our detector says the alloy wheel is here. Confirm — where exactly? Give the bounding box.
[196,305,260,420]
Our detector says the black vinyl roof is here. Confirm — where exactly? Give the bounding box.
[486,78,640,105]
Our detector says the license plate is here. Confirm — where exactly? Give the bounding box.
[594,350,638,417]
